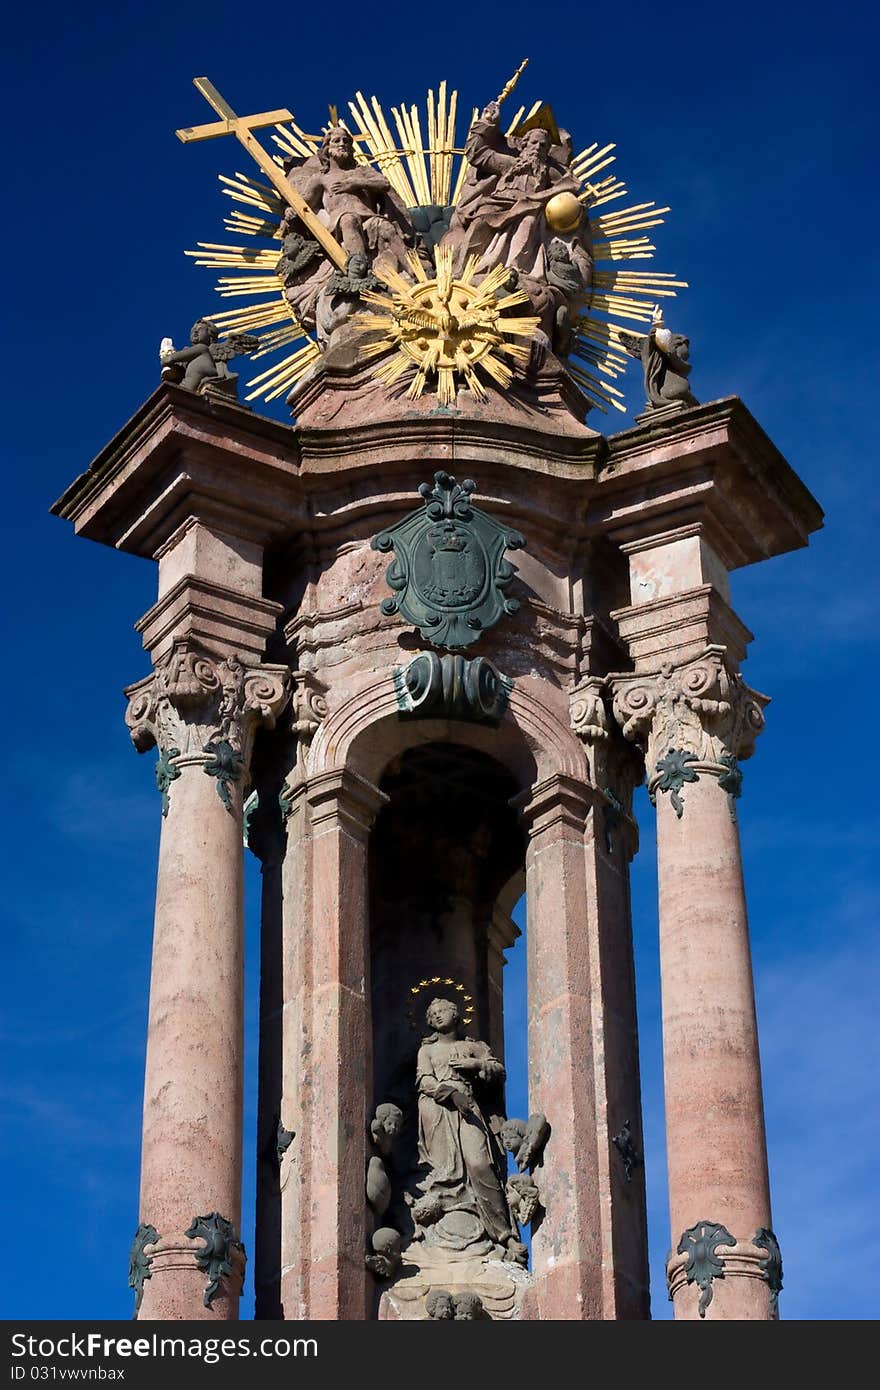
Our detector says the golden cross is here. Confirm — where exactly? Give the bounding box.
[176,78,348,269]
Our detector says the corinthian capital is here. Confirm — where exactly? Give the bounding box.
[610,647,768,816]
[125,650,290,815]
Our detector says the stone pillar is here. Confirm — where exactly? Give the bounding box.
[518,755,648,1320]
[279,761,387,1320]
[613,640,779,1319]
[125,652,289,1319]
[569,678,650,1318]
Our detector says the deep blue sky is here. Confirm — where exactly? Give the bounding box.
[2,0,878,1322]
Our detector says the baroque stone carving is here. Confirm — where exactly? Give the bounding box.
[424,1286,486,1318]
[159,318,259,399]
[611,647,768,816]
[674,1220,736,1318]
[372,471,524,650]
[395,652,511,724]
[612,1120,642,1183]
[569,676,643,851]
[506,1173,541,1228]
[500,1114,551,1174]
[286,124,413,276]
[315,253,384,349]
[365,1227,402,1280]
[278,672,330,816]
[185,1212,246,1309]
[442,99,592,356]
[753,1227,783,1315]
[425,1288,455,1319]
[128,1222,158,1316]
[620,305,698,411]
[125,652,290,817]
[413,998,525,1264]
[367,1102,404,1219]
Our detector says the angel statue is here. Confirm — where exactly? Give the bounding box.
[159,318,259,397]
[620,304,699,411]
[412,997,526,1264]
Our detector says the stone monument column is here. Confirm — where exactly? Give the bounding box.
[279,764,387,1320]
[125,652,289,1318]
[611,536,780,1319]
[518,742,648,1321]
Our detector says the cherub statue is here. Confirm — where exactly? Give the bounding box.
[366,1101,403,1218]
[365,1226,402,1280]
[159,319,259,397]
[453,1291,485,1320]
[506,1172,541,1228]
[370,1101,404,1157]
[315,251,385,348]
[425,1288,455,1319]
[276,213,331,333]
[620,305,699,410]
[499,1113,551,1173]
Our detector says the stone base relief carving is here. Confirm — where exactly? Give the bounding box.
[610,646,768,819]
[125,651,290,816]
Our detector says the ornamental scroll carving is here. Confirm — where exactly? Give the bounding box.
[278,671,329,816]
[569,676,643,853]
[125,651,290,815]
[610,647,768,817]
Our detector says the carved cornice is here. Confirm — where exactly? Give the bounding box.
[305,767,389,840]
[514,772,595,838]
[125,650,290,814]
[610,647,768,815]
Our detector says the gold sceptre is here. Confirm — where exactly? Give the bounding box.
[176,77,348,270]
[494,58,529,106]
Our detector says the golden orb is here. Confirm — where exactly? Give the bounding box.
[544,190,582,233]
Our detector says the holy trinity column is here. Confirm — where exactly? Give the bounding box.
[53,61,820,1321]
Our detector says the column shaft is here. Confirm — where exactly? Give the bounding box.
[522,776,603,1319]
[138,765,245,1319]
[657,775,772,1319]
[279,769,386,1319]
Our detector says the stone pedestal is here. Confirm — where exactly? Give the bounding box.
[53,385,820,1321]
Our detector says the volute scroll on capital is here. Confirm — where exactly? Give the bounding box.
[609,648,769,815]
[125,650,291,813]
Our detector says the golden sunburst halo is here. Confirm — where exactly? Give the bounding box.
[356,246,539,407]
[180,73,688,412]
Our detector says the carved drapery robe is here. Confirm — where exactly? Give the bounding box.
[416,1034,513,1246]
